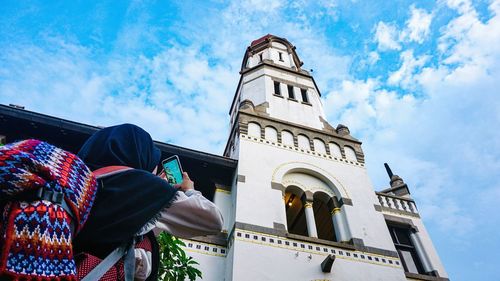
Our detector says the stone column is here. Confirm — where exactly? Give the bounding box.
[331,207,349,242]
[303,201,318,238]
[410,229,435,274]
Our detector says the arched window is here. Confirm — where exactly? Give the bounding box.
[281,130,294,146]
[264,126,278,142]
[284,186,308,236]
[344,146,357,161]
[247,122,261,138]
[297,134,310,150]
[313,192,336,241]
[329,142,342,157]
[313,138,326,154]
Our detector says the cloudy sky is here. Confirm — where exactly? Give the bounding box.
[1,0,499,279]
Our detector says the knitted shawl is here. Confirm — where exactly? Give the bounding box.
[0,139,97,281]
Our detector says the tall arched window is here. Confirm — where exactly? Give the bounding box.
[344,146,357,161]
[264,126,278,142]
[313,192,336,241]
[284,186,308,236]
[329,142,342,157]
[247,122,261,138]
[281,130,294,146]
[297,134,310,150]
[313,138,326,154]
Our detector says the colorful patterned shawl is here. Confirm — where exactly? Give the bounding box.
[0,139,97,280]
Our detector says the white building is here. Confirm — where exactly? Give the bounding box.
[182,34,449,281]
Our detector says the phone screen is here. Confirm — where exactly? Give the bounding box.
[162,157,183,185]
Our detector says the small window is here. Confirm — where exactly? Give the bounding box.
[247,122,261,138]
[281,130,294,146]
[274,81,281,96]
[301,89,309,103]
[344,146,357,161]
[287,85,295,99]
[259,53,263,62]
[387,224,425,274]
[278,52,284,61]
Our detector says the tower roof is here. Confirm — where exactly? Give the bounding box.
[250,34,274,46]
[241,34,303,72]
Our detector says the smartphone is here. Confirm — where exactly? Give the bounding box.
[161,155,184,185]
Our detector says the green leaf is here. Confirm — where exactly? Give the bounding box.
[158,232,203,281]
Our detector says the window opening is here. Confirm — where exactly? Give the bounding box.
[274,81,281,96]
[387,224,425,274]
[301,89,309,103]
[287,85,295,99]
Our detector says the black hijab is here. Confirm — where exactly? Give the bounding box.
[74,124,177,258]
[78,123,161,172]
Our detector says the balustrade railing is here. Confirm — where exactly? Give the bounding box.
[376,193,418,215]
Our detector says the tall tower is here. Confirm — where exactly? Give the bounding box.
[186,35,449,281]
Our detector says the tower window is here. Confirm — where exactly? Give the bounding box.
[274,81,281,96]
[259,53,263,62]
[300,89,309,103]
[287,85,295,99]
[387,224,425,274]
[278,52,284,61]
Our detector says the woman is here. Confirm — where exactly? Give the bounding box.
[73,123,223,280]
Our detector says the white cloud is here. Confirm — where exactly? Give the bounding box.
[0,39,237,153]
[324,0,500,240]
[373,21,401,51]
[401,5,433,43]
[388,50,429,87]
[368,51,380,65]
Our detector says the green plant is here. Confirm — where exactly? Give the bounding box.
[157,232,202,281]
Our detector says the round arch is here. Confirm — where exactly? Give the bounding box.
[271,162,351,200]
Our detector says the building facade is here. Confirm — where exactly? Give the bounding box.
[0,34,449,281]
[184,35,449,281]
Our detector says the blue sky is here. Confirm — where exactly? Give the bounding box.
[1,1,499,280]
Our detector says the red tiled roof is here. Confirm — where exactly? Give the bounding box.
[250,34,274,46]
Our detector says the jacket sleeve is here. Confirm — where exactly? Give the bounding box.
[154,189,224,238]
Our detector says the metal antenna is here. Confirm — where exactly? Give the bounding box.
[384,163,393,179]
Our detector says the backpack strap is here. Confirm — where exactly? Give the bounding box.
[80,165,136,281]
[93,166,132,179]
[80,239,136,281]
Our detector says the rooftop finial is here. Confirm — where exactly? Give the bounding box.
[384,163,393,179]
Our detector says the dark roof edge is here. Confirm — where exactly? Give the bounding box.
[0,104,237,169]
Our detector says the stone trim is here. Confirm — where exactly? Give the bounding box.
[186,232,228,247]
[349,238,399,258]
[271,181,285,191]
[234,221,399,258]
[384,214,419,232]
[339,198,353,206]
[381,206,421,218]
[240,110,361,144]
[182,238,227,257]
[214,183,231,192]
[234,228,401,268]
[237,175,246,183]
[376,191,415,203]
[405,272,449,281]
[241,134,364,169]
[237,111,365,164]
[374,204,383,212]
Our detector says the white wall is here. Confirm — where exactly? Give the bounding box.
[230,237,406,281]
[235,136,396,251]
